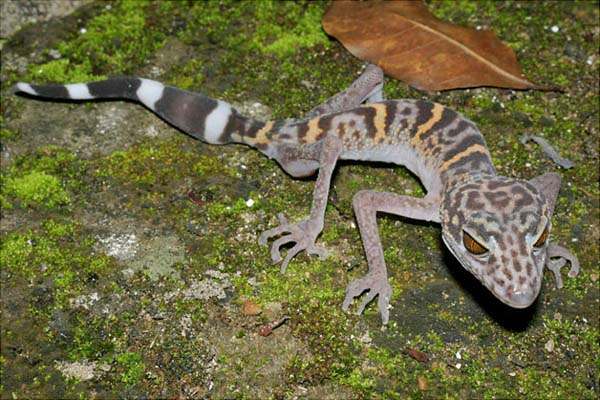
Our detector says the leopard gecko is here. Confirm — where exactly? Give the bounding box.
[15,65,579,324]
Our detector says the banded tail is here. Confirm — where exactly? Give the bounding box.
[15,78,267,147]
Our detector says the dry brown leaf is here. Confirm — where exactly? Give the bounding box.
[323,1,556,91]
[418,375,428,391]
[242,300,262,316]
[402,347,429,363]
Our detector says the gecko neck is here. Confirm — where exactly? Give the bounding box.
[443,167,497,192]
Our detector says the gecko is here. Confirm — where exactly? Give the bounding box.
[15,64,579,324]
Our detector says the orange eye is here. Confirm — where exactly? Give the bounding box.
[463,231,488,255]
[534,226,549,248]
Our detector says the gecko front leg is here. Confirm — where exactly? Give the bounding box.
[545,242,580,288]
[343,190,441,325]
[259,136,343,273]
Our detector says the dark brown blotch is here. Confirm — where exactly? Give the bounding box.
[466,191,485,210]
[318,114,333,135]
[401,106,413,116]
[409,101,435,137]
[513,259,523,273]
[526,263,533,276]
[297,120,309,141]
[384,102,396,131]
[512,185,535,208]
[424,107,457,139]
[336,122,346,137]
[446,120,474,138]
[484,191,511,209]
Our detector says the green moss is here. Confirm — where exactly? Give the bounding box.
[286,301,357,386]
[0,116,19,142]
[27,58,100,84]
[320,224,348,243]
[14,146,78,175]
[206,196,258,218]
[115,352,145,386]
[98,140,198,186]
[0,220,112,307]
[0,233,33,273]
[179,1,328,58]
[193,154,237,178]
[2,146,87,210]
[4,171,70,208]
[251,1,329,57]
[26,0,168,83]
[166,58,205,90]
[180,1,242,46]
[68,321,116,360]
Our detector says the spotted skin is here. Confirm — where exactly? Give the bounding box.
[15,65,579,325]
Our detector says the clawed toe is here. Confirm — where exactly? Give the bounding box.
[342,274,392,325]
[258,213,290,246]
[259,214,328,273]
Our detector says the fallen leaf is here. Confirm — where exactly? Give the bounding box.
[242,300,262,316]
[402,347,429,363]
[322,1,556,91]
[418,375,428,391]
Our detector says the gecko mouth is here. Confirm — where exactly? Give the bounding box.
[492,283,538,309]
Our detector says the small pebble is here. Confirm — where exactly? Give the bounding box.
[554,312,562,321]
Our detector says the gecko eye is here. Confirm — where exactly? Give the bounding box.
[463,231,488,255]
[534,226,549,248]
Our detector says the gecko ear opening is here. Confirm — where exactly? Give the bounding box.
[529,172,562,217]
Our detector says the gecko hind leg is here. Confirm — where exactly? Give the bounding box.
[305,64,384,118]
[259,136,343,273]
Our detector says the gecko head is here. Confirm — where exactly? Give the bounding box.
[440,173,563,308]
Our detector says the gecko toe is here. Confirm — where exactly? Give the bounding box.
[281,243,304,273]
[343,273,392,324]
[545,243,580,288]
[308,245,329,260]
[357,291,377,315]
[568,257,580,278]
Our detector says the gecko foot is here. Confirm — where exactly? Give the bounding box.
[258,213,328,273]
[342,272,392,325]
[546,243,580,289]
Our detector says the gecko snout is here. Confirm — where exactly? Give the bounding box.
[503,283,538,308]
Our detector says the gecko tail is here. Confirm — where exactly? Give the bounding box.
[15,78,266,146]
